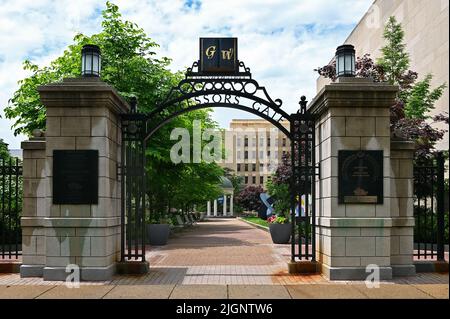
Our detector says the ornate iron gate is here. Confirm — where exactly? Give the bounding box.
[0,157,23,260]
[413,152,447,261]
[119,57,318,265]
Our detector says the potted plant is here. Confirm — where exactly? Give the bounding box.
[267,214,291,244]
[147,212,171,245]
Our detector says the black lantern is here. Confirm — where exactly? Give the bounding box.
[81,44,101,77]
[335,44,355,78]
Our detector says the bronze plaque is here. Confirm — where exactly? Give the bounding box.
[338,150,383,204]
[53,150,98,204]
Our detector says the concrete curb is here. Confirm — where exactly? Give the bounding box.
[237,217,269,233]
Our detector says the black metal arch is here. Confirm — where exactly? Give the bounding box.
[142,61,292,141]
[119,60,318,266]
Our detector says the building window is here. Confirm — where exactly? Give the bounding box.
[252,151,256,159]
[244,137,248,147]
[275,138,278,146]
[244,151,248,159]
[244,176,248,183]
[252,176,256,184]
[252,163,256,171]
[275,151,279,159]
[260,176,264,184]
[252,137,256,147]
[259,150,264,160]
[259,163,264,170]
[237,137,241,147]
[237,163,241,172]
[282,138,286,147]
[259,137,264,147]
[267,151,271,157]
[237,151,241,160]
[267,138,271,147]
[245,164,248,171]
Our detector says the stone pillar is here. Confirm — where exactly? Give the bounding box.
[309,77,399,280]
[223,195,227,216]
[213,200,218,217]
[230,194,234,216]
[389,140,416,276]
[207,201,211,216]
[20,134,46,277]
[33,77,129,281]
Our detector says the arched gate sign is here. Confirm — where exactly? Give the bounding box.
[119,38,319,265]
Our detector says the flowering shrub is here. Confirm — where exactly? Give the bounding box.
[267,215,288,224]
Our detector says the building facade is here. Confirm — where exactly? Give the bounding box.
[317,0,449,150]
[221,119,291,189]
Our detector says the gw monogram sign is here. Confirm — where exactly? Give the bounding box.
[200,38,238,73]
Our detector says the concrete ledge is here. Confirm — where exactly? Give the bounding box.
[116,261,149,275]
[43,264,116,281]
[20,264,44,277]
[392,265,416,277]
[236,217,269,233]
[0,262,21,273]
[316,217,414,228]
[288,261,320,274]
[414,261,449,273]
[322,264,393,280]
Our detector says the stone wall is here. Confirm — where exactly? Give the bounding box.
[309,77,415,280]
[20,77,129,281]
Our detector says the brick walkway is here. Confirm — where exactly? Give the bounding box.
[0,218,448,295]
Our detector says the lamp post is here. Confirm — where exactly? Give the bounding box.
[81,44,101,77]
[335,44,355,78]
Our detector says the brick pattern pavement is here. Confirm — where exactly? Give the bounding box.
[0,218,448,287]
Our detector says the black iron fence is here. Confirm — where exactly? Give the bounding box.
[0,158,23,259]
[413,152,447,261]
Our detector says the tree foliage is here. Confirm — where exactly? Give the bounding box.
[4,2,224,220]
[235,185,264,212]
[316,16,448,160]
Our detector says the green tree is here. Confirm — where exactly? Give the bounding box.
[404,74,447,120]
[4,2,224,219]
[0,139,11,161]
[376,16,410,85]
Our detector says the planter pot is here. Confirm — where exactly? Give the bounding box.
[147,224,170,245]
[269,223,291,244]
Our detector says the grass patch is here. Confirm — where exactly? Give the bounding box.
[241,216,269,228]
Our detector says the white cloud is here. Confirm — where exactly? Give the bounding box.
[0,0,372,148]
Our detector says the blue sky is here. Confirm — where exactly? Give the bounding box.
[0,0,373,149]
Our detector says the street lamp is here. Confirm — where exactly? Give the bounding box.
[335,44,355,78]
[81,44,101,77]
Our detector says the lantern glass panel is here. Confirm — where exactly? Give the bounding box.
[345,54,352,74]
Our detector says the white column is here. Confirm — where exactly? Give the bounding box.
[229,194,234,216]
[213,199,218,217]
[223,195,227,216]
[207,201,211,216]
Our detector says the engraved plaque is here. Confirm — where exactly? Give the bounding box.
[338,150,383,204]
[200,37,238,73]
[53,150,98,204]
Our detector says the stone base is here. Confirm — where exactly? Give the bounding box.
[322,264,393,280]
[392,265,416,276]
[288,261,320,274]
[414,260,449,273]
[116,261,149,275]
[43,264,116,281]
[20,264,44,277]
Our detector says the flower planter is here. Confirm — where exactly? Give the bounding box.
[147,224,170,245]
[269,223,291,244]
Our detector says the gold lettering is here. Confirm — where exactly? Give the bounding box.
[205,46,216,59]
[221,48,234,60]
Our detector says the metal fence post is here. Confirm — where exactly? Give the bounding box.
[436,152,445,261]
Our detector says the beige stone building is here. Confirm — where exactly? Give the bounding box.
[221,119,291,188]
[317,0,449,149]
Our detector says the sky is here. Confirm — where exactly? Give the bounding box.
[0,0,374,149]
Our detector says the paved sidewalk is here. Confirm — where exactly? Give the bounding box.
[0,283,447,299]
[0,218,448,298]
